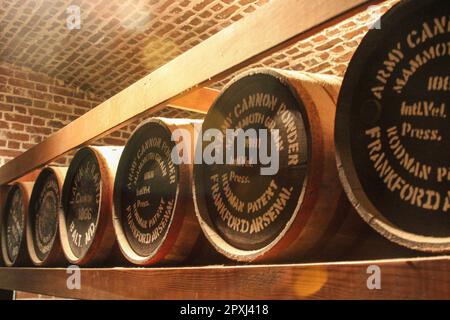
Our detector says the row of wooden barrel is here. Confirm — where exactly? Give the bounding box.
[0,0,448,267]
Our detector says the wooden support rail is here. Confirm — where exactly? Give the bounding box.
[0,256,448,300]
[0,0,384,185]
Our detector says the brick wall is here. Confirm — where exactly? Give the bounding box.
[0,62,135,166]
[0,0,399,168]
[0,62,202,167]
[214,0,400,87]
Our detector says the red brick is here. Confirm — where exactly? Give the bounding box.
[25,125,52,135]
[0,103,13,112]
[0,120,9,129]
[9,96,33,106]
[33,100,46,108]
[0,66,14,77]
[35,83,48,92]
[54,113,68,121]
[67,97,91,109]
[72,90,86,100]
[14,106,26,114]
[32,118,45,126]
[8,78,35,90]
[28,73,53,85]
[27,90,52,101]
[102,137,125,145]
[49,86,73,97]
[344,27,369,41]
[11,122,24,130]
[7,141,20,149]
[14,70,28,80]
[22,143,36,150]
[74,107,87,115]
[0,149,22,158]
[315,38,342,51]
[12,86,27,96]
[28,108,53,118]
[4,113,32,124]
[0,85,12,94]
[47,120,66,129]
[53,95,66,104]
[4,131,29,142]
[48,103,73,114]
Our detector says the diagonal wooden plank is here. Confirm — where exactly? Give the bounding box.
[167,87,219,114]
[0,0,383,185]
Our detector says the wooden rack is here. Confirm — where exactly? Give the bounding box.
[2,0,448,300]
[0,256,449,299]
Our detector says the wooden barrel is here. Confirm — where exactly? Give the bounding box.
[1,182,34,266]
[60,146,124,266]
[193,68,367,262]
[113,118,204,265]
[335,0,450,253]
[0,185,11,266]
[26,167,67,266]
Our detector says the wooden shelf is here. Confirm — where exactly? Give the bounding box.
[0,256,449,300]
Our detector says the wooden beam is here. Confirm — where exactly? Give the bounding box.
[0,87,217,185]
[0,256,448,299]
[12,170,40,183]
[167,87,219,114]
[0,0,383,185]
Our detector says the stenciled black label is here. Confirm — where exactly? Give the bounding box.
[199,73,308,251]
[5,187,24,262]
[66,154,101,258]
[33,174,59,261]
[347,2,450,236]
[118,122,178,257]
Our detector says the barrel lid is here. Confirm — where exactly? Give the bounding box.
[3,185,26,264]
[113,119,179,262]
[28,168,60,263]
[194,69,309,257]
[61,148,102,260]
[335,0,450,251]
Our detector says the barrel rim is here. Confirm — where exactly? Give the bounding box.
[334,0,450,252]
[1,183,31,266]
[193,68,315,261]
[27,166,66,266]
[59,147,104,264]
[113,117,183,265]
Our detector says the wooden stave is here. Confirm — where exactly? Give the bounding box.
[1,182,34,267]
[26,166,68,267]
[59,146,124,266]
[0,185,11,267]
[334,0,450,253]
[113,117,204,266]
[193,68,368,262]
